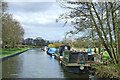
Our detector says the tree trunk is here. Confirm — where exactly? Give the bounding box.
[87,3,115,63]
[91,2,118,64]
[90,18,96,53]
[115,11,120,64]
[99,37,101,54]
[106,2,117,64]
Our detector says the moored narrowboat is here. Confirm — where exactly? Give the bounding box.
[54,45,70,60]
[61,50,94,73]
[54,48,60,59]
[42,47,45,51]
[46,47,56,56]
[42,46,48,51]
[59,45,70,59]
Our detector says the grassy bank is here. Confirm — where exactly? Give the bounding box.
[0,47,30,58]
[90,64,120,79]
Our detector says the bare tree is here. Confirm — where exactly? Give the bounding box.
[1,2,24,48]
[57,1,120,64]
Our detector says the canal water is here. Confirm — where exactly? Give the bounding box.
[2,49,98,79]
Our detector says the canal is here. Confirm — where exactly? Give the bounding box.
[2,49,97,79]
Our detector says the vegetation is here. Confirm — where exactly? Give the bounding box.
[53,42,62,48]
[23,37,51,47]
[72,38,96,48]
[57,1,120,64]
[0,47,30,58]
[90,64,120,78]
[2,2,24,48]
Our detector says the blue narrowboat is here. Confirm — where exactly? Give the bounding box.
[47,47,56,56]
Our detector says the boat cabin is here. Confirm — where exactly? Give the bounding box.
[63,51,94,64]
[59,45,70,56]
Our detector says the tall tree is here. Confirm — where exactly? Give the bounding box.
[57,1,120,64]
[2,2,24,48]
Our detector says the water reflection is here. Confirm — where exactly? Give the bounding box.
[2,49,97,79]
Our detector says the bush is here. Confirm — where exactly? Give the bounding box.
[53,42,62,48]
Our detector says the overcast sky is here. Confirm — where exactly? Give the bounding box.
[7,2,73,41]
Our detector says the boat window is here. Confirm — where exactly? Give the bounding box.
[65,46,68,50]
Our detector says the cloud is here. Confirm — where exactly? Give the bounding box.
[12,12,58,25]
[7,2,72,41]
[8,2,65,13]
[8,2,55,12]
[5,0,56,2]
[8,2,65,25]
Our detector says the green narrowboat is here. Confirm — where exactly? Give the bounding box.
[61,50,93,73]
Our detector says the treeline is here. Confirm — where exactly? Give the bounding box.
[61,38,100,48]
[1,2,24,48]
[57,1,120,64]
[72,39,99,48]
[22,37,52,47]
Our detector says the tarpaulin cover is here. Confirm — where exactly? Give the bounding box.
[48,48,56,54]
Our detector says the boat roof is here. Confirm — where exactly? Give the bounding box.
[70,51,88,54]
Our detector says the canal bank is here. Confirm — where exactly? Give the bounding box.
[90,64,120,79]
[0,48,30,61]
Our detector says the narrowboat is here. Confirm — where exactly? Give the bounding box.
[42,47,45,51]
[54,45,70,60]
[61,50,94,73]
[46,47,56,56]
[54,48,60,59]
[42,46,47,51]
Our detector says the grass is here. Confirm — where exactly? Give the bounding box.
[94,64,120,78]
[91,64,101,67]
[0,47,30,58]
